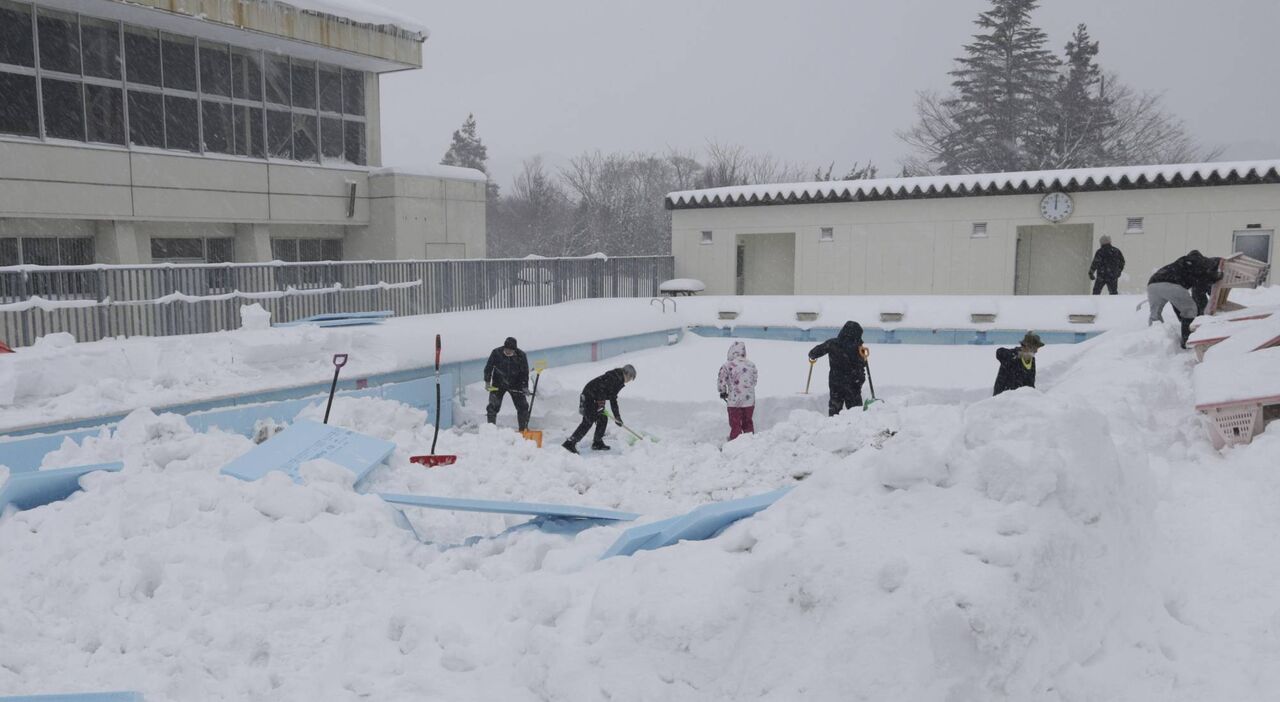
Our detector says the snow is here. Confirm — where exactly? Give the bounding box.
[0,295,1146,431]
[667,158,1280,208]
[1201,314,1280,360]
[274,0,429,38]
[1194,346,1280,407]
[3,314,1280,699]
[659,279,706,293]
[369,164,488,182]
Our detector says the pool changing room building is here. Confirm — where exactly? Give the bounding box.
[668,161,1279,296]
[0,0,486,267]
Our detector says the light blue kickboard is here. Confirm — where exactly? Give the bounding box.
[275,311,393,328]
[379,493,640,522]
[0,694,143,702]
[220,419,394,485]
[601,486,794,559]
[0,462,124,513]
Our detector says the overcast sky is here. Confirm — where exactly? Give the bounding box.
[372,0,1280,186]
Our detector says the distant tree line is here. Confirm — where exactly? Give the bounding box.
[440,0,1218,257]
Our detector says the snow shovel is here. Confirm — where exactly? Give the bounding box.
[520,360,549,447]
[863,359,883,411]
[410,334,458,468]
[322,353,348,424]
[603,410,660,445]
[801,358,816,394]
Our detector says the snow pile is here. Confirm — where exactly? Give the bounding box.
[6,320,1280,699]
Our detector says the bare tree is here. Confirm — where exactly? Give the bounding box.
[488,157,573,257]
[1100,77,1224,165]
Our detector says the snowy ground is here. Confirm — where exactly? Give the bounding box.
[3,299,1280,700]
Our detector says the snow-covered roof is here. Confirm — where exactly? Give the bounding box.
[370,165,488,182]
[666,159,1280,210]
[265,0,428,39]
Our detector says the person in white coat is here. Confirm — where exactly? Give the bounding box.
[717,341,758,440]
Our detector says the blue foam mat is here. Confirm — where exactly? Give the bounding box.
[220,419,394,485]
[601,487,793,559]
[0,462,124,513]
[379,493,639,522]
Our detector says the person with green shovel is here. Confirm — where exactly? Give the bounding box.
[562,364,636,454]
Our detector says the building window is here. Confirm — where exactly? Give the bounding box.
[0,6,369,166]
[700,231,713,245]
[0,237,95,265]
[0,1,35,68]
[271,238,342,262]
[819,227,834,242]
[1126,217,1144,234]
[972,222,988,238]
[150,237,234,263]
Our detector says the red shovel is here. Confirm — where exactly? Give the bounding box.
[410,334,458,468]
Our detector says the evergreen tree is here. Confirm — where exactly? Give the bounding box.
[1052,24,1116,167]
[440,114,489,173]
[942,0,1061,173]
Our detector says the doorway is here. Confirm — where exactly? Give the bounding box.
[1014,224,1094,294]
[735,233,796,295]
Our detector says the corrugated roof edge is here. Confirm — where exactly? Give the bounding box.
[665,159,1280,210]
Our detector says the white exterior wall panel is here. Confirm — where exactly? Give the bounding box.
[673,184,1280,296]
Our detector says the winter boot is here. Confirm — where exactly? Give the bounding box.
[561,441,579,455]
[591,441,611,451]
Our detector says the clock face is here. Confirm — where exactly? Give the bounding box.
[1040,192,1074,223]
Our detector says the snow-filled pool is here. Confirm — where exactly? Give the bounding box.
[2,315,1280,701]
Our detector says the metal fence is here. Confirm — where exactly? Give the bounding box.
[0,256,675,348]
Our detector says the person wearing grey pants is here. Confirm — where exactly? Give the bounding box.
[1146,251,1223,348]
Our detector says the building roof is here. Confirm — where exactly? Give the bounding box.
[94,0,426,72]
[665,159,1280,211]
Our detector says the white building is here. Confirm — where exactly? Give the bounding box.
[0,0,486,267]
[668,161,1279,296]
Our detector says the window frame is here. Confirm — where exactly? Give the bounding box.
[1125,217,1145,234]
[971,222,988,238]
[700,231,713,245]
[819,227,834,242]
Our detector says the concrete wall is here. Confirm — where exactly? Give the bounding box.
[365,172,488,260]
[0,139,486,264]
[672,184,1280,295]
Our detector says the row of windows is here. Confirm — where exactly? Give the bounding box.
[0,1,368,164]
[0,236,95,266]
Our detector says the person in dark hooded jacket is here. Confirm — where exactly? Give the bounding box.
[483,337,530,431]
[808,321,869,416]
[993,332,1044,395]
[1088,235,1125,295]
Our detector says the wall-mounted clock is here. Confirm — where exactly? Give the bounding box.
[1040,192,1074,223]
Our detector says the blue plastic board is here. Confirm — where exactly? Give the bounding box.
[0,462,124,512]
[220,419,394,484]
[601,487,793,559]
[379,493,640,522]
[0,694,143,702]
[0,694,142,702]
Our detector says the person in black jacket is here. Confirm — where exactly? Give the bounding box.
[1088,235,1125,295]
[1146,250,1223,348]
[808,321,869,416]
[483,337,530,431]
[993,332,1044,396]
[563,365,636,453]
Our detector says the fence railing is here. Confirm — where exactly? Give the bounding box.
[0,256,675,348]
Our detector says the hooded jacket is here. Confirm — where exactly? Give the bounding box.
[717,341,758,408]
[1089,244,1125,280]
[581,368,628,420]
[809,321,867,389]
[1149,251,1222,290]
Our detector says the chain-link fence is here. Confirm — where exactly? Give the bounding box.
[0,256,675,348]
